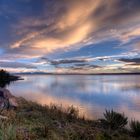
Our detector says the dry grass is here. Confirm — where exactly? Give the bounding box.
[0,98,138,140]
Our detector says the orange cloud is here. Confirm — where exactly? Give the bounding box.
[11,0,98,53]
[8,0,140,60]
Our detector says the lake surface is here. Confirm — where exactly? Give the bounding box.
[8,75,140,120]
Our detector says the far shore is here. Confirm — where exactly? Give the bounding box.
[15,72,140,76]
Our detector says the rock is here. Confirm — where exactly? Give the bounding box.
[0,98,6,109]
[0,88,13,99]
[0,87,18,110]
[0,115,8,119]
[9,98,18,108]
[0,91,4,97]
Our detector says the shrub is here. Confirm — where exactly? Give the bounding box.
[100,110,128,131]
[130,120,140,138]
[66,106,79,121]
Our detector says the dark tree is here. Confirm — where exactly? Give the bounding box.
[0,69,19,87]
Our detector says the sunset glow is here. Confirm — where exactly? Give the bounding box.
[0,0,140,73]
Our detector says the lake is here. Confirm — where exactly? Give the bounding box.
[8,75,140,120]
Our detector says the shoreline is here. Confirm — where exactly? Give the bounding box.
[0,96,139,140]
[0,70,140,139]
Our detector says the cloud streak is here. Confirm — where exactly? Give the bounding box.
[41,57,88,65]
[119,58,140,65]
[6,0,140,56]
[0,61,36,69]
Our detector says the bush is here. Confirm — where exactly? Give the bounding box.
[66,106,79,121]
[100,110,128,131]
[130,120,140,138]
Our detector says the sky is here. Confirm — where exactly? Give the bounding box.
[0,0,140,73]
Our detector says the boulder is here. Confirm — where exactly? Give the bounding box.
[0,87,18,110]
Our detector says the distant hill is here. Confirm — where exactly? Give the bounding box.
[15,72,140,75]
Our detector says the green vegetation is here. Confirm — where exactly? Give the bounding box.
[0,69,19,87]
[100,110,128,131]
[130,120,140,138]
[0,98,139,140]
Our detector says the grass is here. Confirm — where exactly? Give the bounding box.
[0,98,139,140]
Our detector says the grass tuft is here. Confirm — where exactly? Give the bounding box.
[100,110,128,131]
[130,120,140,138]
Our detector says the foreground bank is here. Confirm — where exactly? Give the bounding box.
[0,96,140,140]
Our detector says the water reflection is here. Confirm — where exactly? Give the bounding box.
[9,75,140,120]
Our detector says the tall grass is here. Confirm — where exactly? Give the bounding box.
[0,98,139,140]
[0,121,16,140]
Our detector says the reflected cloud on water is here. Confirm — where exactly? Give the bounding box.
[9,75,140,120]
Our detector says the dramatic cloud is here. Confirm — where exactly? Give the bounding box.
[0,0,140,73]
[119,58,140,65]
[5,0,140,54]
